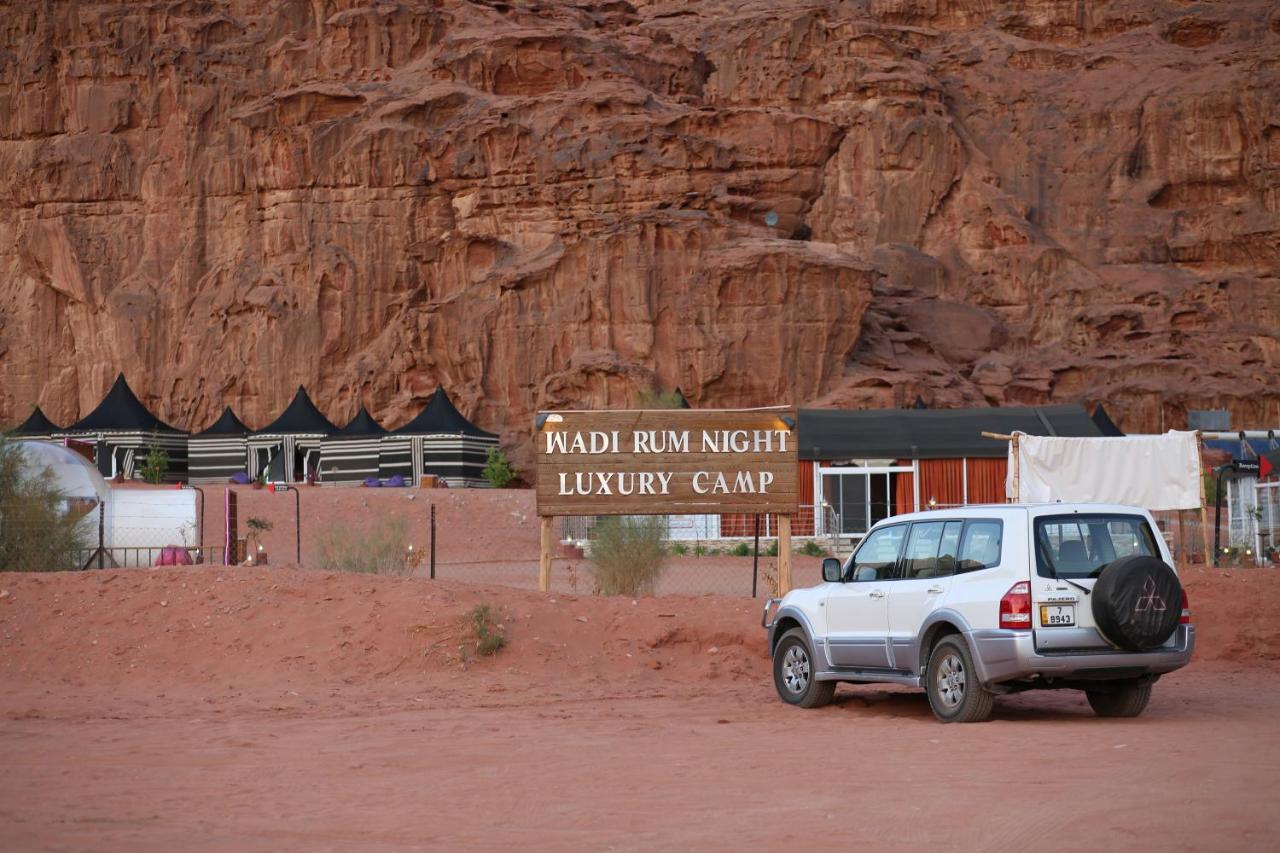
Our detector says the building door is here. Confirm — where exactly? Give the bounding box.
[816,465,916,537]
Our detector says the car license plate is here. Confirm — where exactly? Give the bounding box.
[1040,604,1075,627]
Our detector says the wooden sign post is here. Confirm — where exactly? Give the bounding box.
[535,408,799,594]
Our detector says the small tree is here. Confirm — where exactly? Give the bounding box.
[245,516,272,559]
[139,434,169,484]
[0,438,93,571]
[482,446,517,488]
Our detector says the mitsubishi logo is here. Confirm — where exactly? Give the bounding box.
[1135,576,1167,613]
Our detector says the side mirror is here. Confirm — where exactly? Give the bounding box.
[822,557,843,583]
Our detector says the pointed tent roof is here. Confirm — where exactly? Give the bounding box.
[910,395,929,410]
[1090,404,1124,437]
[394,387,497,438]
[253,387,336,435]
[68,374,182,433]
[332,406,388,438]
[196,406,250,437]
[13,406,62,435]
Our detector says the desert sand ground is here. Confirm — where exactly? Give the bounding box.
[2,554,1278,851]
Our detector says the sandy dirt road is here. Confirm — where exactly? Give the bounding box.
[2,568,1278,851]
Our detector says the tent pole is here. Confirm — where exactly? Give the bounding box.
[1197,431,1211,565]
[1011,433,1021,503]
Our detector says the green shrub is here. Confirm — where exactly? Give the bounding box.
[730,541,751,557]
[471,604,505,656]
[482,447,517,488]
[693,544,708,557]
[318,516,411,575]
[798,540,826,557]
[0,438,93,571]
[671,542,689,556]
[139,434,169,484]
[633,389,687,409]
[765,540,780,557]
[589,515,668,596]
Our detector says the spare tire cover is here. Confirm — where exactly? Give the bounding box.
[1091,555,1183,652]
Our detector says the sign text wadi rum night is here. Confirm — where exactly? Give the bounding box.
[535,409,798,517]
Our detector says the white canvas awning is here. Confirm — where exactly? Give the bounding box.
[1007,431,1202,511]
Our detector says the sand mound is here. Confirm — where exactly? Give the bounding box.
[1,566,1275,703]
[0,568,768,696]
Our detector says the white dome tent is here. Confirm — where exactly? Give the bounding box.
[13,441,111,504]
[7,440,198,568]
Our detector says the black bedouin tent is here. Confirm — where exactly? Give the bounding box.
[797,404,1104,461]
[56,374,189,481]
[10,406,62,440]
[189,407,251,483]
[248,387,336,483]
[319,406,388,485]
[382,387,499,486]
[1090,404,1125,437]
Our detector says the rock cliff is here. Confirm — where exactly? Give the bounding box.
[2,0,1277,461]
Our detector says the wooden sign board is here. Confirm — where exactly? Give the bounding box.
[535,408,798,517]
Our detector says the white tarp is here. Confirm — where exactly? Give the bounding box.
[1007,431,1201,511]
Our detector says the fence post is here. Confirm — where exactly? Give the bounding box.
[429,503,437,580]
[778,514,792,594]
[539,516,553,592]
[98,502,105,570]
[752,513,760,598]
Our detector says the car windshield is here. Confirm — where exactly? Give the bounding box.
[1034,514,1160,579]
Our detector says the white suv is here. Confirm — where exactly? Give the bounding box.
[764,503,1194,722]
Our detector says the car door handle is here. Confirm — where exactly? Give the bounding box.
[868,590,885,599]
[927,585,944,594]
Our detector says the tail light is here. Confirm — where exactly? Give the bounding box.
[999,581,1032,630]
[1180,590,1191,625]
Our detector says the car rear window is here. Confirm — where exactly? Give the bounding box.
[1034,514,1160,579]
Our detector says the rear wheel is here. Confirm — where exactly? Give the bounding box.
[925,635,994,723]
[1086,681,1152,718]
[772,628,835,709]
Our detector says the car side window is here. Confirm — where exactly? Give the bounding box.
[936,521,963,577]
[847,525,906,582]
[902,521,946,579]
[957,520,1003,572]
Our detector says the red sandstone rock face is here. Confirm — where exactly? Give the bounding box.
[0,0,1276,463]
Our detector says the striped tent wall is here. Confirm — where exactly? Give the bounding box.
[422,434,499,487]
[54,431,189,483]
[188,436,249,483]
[247,435,325,483]
[318,437,384,484]
[378,435,417,482]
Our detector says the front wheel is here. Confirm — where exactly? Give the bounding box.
[925,635,995,723]
[1086,682,1152,718]
[772,628,835,709]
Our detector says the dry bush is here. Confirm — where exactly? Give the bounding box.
[589,515,668,596]
[470,604,505,656]
[0,439,93,571]
[318,516,411,576]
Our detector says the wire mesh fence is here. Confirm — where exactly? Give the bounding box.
[11,481,1262,584]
